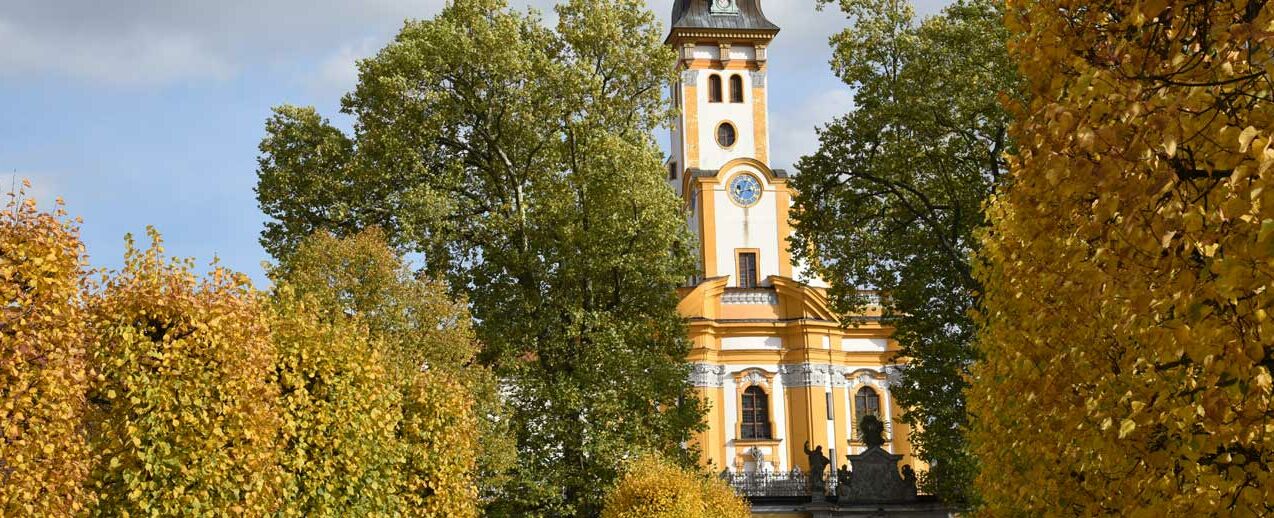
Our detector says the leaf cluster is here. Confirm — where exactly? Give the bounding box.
[0,185,93,515]
[87,229,281,516]
[971,0,1274,514]
[600,454,749,518]
[4,191,487,516]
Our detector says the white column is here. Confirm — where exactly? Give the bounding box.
[724,375,738,468]
[771,377,788,470]
[881,384,894,454]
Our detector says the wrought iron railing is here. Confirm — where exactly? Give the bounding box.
[721,468,846,499]
[721,469,810,497]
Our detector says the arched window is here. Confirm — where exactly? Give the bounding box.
[855,387,881,419]
[741,386,771,439]
[708,74,723,103]
[729,74,744,103]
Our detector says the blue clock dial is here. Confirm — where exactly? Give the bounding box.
[729,174,762,206]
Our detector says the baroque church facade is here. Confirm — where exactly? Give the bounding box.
[664,0,925,480]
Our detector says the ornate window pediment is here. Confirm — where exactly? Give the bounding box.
[710,0,740,15]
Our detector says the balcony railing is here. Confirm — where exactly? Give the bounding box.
[720,469,846,498]
[720,469,811,498]
[722,288,779,305]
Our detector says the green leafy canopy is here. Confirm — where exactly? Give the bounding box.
[791,0,1021,507]
[255,1,705,515]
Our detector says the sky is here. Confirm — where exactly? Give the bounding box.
[1,0,952,285]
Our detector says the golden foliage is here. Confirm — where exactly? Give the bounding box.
[87,229,280,516]
[0,186,92,515]
[972,0,1274,515]
[275,229,490,515]
[276,228,480,376]
[601,455,749,518]
[269,289,402,516]
[398,369,479,517]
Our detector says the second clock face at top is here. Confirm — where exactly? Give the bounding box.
[729,173,762,207]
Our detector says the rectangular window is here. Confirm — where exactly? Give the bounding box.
[826,392,834,420]
[668,162,677,181]
[737,252,758,288]
[741,386,772,440]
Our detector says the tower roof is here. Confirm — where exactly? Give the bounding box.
[668,0,780,38]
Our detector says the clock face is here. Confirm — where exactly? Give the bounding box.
[729,173,762,207]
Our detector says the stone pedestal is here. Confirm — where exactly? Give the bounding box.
[839,447,916,504]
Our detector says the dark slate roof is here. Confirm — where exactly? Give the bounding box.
[669,0,780,32]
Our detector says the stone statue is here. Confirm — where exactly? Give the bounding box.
[838,464,852,487]
[859,414,886,448]
[803,441,831,492]
[901,464,918,494]
[839,415,918,504]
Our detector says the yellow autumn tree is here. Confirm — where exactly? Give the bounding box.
[0,186,92,515]
[272,229,491,516]
[971,0,1274,515]
[87,229,280,515]
[601,455,749,518]
[398,369,479,517]
[269,288,403,516]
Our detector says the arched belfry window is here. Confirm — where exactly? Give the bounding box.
[741,386,772,439]
[855,386,881,419]
[708,74,723,103]
[729,74,744,103]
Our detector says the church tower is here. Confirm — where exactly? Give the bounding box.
[666,0,922,479]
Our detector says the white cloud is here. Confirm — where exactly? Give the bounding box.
[0,17,234,86]
[0,0,447,87]
[0,0,952,89]
[771,88,855,170]
[313,37,386,96]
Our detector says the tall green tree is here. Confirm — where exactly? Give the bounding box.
[255,1,703,515]
[790,0,1019,506]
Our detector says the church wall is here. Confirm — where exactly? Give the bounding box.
[694,69,759,170]
[711,167,782,284]
[842,337,890,353]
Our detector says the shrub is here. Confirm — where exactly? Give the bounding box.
[87,229,280,515]
[601,455,749,518]
[0,188,92,514]
[269,289,402,516]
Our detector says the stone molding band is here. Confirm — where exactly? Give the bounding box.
[688,363,896,388]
